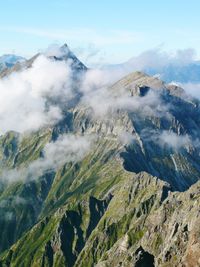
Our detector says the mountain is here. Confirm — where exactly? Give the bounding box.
[0,54,25,72]
[0,47,200,267]
[0,44,87,80]
[47,44,87,72]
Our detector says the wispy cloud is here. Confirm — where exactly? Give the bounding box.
[102,47,200,83]
[1,134,94,183]
[0,26,143,46]
[181,83,200,100]
[141,128,192,151]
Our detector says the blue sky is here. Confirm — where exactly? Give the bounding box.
[0,0,200,65]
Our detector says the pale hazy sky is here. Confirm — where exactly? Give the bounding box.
[1,0,200,65]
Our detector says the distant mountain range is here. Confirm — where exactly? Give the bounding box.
[144,62,200,83]
[103,54,200,84]
[0,45,200,267]
[0,54,25,71]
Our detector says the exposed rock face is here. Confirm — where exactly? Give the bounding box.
[92,174,200,267]
[0,48,200,267]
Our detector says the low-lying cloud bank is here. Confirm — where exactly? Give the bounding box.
[0,55,73,134]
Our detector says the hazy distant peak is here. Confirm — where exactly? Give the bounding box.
[44,44,87,71]
[0,54,25,63]
[0,54,25,72]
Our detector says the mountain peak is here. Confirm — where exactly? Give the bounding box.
[44,44,87,72]
[45,44,70,59]
[110,70,165,96]
[61,43,70,50]
[0,44,87,78]
[109,70,188,100]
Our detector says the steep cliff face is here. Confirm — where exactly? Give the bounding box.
[80,174,200,267]
[0,48,200,267]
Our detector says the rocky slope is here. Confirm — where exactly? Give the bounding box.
[0,46,200,267]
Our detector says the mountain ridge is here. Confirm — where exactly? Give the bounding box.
[0,46,200,266]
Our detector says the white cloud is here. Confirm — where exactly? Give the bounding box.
[181,83,200,100]
[142,129,192,150]
[80,69,164,118]
[0,55,73,134]
[118,131,136,145]
[0,196,26,208]
[140,128,192,151]
[45,44,70,58]
[125,48,197,69]
[42,134,93,169]
[158,131,191,150]
[102,48,199,81]
[1,134,94,183]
